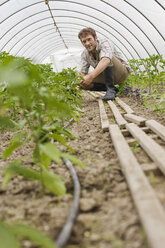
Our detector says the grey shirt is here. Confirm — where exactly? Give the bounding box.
[80,38,131,74]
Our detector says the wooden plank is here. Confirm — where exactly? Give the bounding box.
[87,91,99,99]
[108,100,127,128]
[141,162,158,172]
[126,137,138,144]
[126,123,165,175]
[109,124,165,248]
[115,97,134,114]
[122,127,150,137]
[96,92,105,97]
[127,134,158,144]
[98,100,109,131]
[146,119,165,142]
[124,113,147,126]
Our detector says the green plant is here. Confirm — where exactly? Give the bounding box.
[148,172,157,184]
[0,220,58,248]
[119,54,165,113]
[0,52,84,196]
[131,141,141,153]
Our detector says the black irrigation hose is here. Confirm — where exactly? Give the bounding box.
[54,117,80,247]
[56,157,81,248]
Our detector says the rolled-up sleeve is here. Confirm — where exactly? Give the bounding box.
[80,52,90,74]
[99,40,114,60]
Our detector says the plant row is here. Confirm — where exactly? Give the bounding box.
[118,54,165,112]
[0,51,84,248]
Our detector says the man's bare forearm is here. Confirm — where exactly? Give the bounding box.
[80,57,111,86]
[91,57,110,79]
[80,72,86,77]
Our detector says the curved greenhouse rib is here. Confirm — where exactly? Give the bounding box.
[33,44,81,64]
[123,0,165,42]
[37,45,79,63]
[0,0,9,6]
[101,0,164,45]
[20,34,71,58]
[32,42,81,63]
[12,27,81,55]
[13,29,80,55]
[155,0,165,10]
[27,39,80,61]
[0,1,42,24]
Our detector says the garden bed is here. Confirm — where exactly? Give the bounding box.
[1,91,165,248]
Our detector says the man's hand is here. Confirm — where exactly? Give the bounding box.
[80,74,94,86]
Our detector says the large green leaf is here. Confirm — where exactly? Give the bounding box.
[2,160,65,196]
[3,132,27,159]
[42,168,66,195]
[52,133,74,152]
[39,143,62,164]
[0,222,20,248]
[3,141,22,159]
[0,116,18,131]
[40,152,51,168]
[2,160,41,188]
[61,152,86,169]
[9,224,57,248]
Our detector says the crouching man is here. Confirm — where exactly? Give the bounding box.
[78,27,131,101]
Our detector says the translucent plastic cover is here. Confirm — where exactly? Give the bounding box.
[0,0,164,70]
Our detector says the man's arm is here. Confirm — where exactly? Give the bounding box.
[81,57,110,86]
[80,72,86,77]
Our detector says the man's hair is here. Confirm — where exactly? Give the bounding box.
[78,27,97,40]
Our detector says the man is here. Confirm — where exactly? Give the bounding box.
[78,27,131,101]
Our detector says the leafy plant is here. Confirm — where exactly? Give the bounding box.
[0,52,84,195]
[0,220,58,248]
[131,141,141,153]
[118,54,165,113]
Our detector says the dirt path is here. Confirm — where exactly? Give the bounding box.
[0,91,165,248]
[66,92,149,248]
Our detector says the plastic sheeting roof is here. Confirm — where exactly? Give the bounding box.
[0,0,165,70]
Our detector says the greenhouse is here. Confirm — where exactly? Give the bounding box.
[0,1,165,248]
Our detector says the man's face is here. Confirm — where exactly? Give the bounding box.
[81,34,98,52]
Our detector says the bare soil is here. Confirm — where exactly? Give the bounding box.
[0,91,165,248]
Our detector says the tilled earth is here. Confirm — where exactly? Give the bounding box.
[0,91,165,248]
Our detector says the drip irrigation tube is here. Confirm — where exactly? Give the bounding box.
[56,157,80,248]
[51,117,80,247]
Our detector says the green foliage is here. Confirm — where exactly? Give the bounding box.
[120,54,165,112]
[0,221,58,248]
[0,51,84,196]
[0,116,18,131]
[0,221,20,248]
[148,172,157,185]
[3,132,28,159]
[131,141,141,153]
[3,160,66,196]
[39,143,62,165]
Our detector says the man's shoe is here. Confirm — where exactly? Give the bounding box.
[102,88,116,101]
